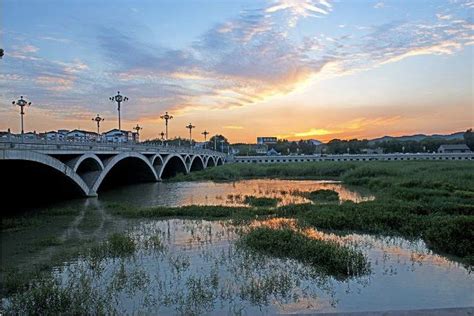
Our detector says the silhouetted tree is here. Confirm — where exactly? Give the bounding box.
[464,128,474,150]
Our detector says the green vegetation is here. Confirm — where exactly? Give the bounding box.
[296,189,340,203]
[172,161,355,182]
[89,233,136,261]
[243,196,280,207]
[172,161,474,264]
[107,203,275,220]
[240,227,370,279]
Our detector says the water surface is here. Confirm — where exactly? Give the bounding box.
[2,180,472,314]
[98,179,374,207]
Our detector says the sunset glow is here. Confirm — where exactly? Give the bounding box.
[1,0,473,142]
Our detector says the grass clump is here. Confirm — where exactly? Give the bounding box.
[240,227,370,279]
[297,189,340,203]
[243,196,280,208]
[89,233,136,261]
[4,273,112,315]
[424,216,474,263]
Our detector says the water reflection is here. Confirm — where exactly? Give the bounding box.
[42,218,474,314]
[98,179,375,207]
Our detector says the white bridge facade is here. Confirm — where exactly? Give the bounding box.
[0,139,226,198]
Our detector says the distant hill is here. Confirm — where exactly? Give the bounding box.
[369,132,465,144]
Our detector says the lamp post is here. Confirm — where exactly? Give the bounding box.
[109,91,128,131]
[160,112,173,140]
[186,123,195,148]
[133,124,142,143]
[12,96,31,135]
[160,131,165,145]
[201,130,209,149]
[92,114,104,141]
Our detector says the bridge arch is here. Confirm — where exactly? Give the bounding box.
[70,153,104,188]
[216,157,224,166]
[189,155,205,172]
[70,153,104,173]
[159,154,188,179]
[0,150,92,201]
[150,154,164,173]
[92,152,158,192]
[206,156,216,168]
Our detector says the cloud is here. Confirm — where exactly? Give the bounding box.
[23,45,39,53]
[436,13,453,20]
[374,2,385,9]
[266,0,332,26]
[284,116,403,140]
[223,125,244,130]
[293,128,338,137]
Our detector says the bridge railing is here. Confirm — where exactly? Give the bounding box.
[234,152,474,163]
[0,137,226,156]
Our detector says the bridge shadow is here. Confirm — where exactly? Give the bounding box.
[161,156,188,179]
[0,160,86,210]
[97,157,157,192]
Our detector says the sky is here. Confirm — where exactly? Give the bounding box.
[0,0,473,143]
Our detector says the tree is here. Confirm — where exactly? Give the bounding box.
[209,135,229,152]
[464,128,474,150]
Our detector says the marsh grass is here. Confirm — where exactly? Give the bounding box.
[243,196,280,207]
[293,189,340,203]
[240,227,370,279]
[107,204,276,220]
[164,161,474,264]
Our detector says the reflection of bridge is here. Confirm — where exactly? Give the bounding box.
[0,139,226,198]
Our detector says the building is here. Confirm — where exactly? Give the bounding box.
[266,148,280,156]
[103,129,138,143]
[40,131,67,141]
[66,129,98,142]
[437,144,471,153]
[257,137,277,145]
[308,139,322,146]
[23,131,39,140]
[254,144,268,154]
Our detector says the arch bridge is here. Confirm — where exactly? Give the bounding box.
[0,139,226,199]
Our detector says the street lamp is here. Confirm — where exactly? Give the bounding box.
[12,96,31,135]
[186,123,195,148]
[160,131,165,145]
[201,130,209,149]
[133,124,142,143]
[160,111,173,140]
[92,114,104,141]
[109,91,128,131]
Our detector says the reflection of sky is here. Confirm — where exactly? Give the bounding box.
[1,0,473,142]
[97,179,374,207]
[59,217,473,314]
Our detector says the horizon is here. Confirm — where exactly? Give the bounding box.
[1,0,473,143]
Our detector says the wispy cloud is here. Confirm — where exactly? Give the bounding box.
[266,0,332,26]
[374,2,385,9]
[223,125,244,130]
